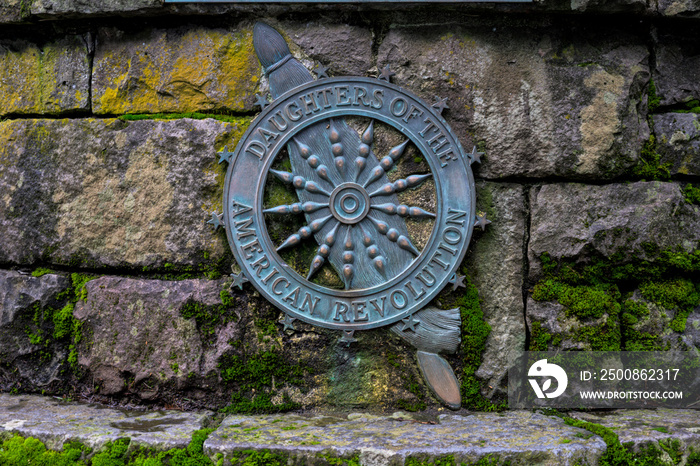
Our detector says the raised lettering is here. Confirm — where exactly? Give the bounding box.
[390,97,408,117]
[390,289,408,309]
[272,276,290,295]
[230,201,252,218]
[333,301,350,322]
[300,293,321,316]
[268,111,288,131]
[285,101,303,121]
[251,255,271,277]
[245,141,266,159]
[352,301,369,321]
[353,86,370,106]
[442,226,462,246]
[335,86,351,106]
[283,286,301,306]
[258,127,279,147]
[300,92,319,114]
[241,239,263,259]
[260,267,279,285]
[369,296,386,317]
[234,217,255,240]
[402,105,423,123]
[405,281,426,299]
[416,267,436,287]
[371,89,384,109]
[428,250,450,271]
[316,88,334,108]
[446,208,467,226]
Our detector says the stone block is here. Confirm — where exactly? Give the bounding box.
[0,393,212,452]
[205,411,606,465]
[377,21,650,180]
[30,0,163,19]
[0,117,249,270]
[528,182,700,280]
[0,271,70,389]
[0,36,90,116]
[74,276,234,399]
[657,0,700,17]
[468,182,527,398]
[92,26,261,114]
[654,32,700,107]
[653,112,700,177]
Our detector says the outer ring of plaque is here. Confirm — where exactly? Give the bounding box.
[224,77,476,331]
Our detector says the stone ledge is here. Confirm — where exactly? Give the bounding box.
[3,394,700,465]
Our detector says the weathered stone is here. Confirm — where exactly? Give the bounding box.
[0,393,212,452]
[0,271,70,388]
[282,21,373,77]
[653,112,700,176]
[623,289,691,351]
[0,0,25,23]
[0,36,90,116]
[466,182,526,399]
[92,26,261,114]
[654,32,700,107]
[377,20,649,180]
[528,182,700,280]
[657,0,700,17]
[0,117,248,270]
[205,411,606,465]
[74,276,234,399]
[572,410,700,461]
[30,0,162,19]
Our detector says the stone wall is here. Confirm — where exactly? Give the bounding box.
[0,0,698,413]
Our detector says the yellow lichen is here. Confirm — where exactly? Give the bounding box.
[95,28,261,114]
[578,70,625,175]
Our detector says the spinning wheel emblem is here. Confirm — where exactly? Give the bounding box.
[222,75,477,332]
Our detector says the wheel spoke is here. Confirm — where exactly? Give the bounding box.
[362,139,410,188]
[293,138,336,188]
[358,222,387,277]
[329,120,346,176]
[341,226,355,289]
[270,169,331,197]
[354,121,373,182]
[368,173,432,198]
[307,222,340,280]
[277,215,333,252]
[264,201,329,215]
[371,203,435,219]
[366,216,420,257]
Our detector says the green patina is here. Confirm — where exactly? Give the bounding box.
[218,350,306,414]
[530,248,700,351]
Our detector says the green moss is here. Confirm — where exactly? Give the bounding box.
[23,273,95,374]
[0,435,88,465]
[218,351,305,414]
[647,79,660,113]
[315,452,360,466]
[683,184,700,205]
[639,279,700,332]
[31,267,54,277]
[444,273,504,411]
[673,99,700,114]
[180,288,238,338]
[405,454,456,466]
[529,321,561,351]
[532,248,700,351]
[119,112,250,125]
[632,135,671,181]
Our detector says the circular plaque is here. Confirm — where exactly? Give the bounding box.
[224,77,476,331]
